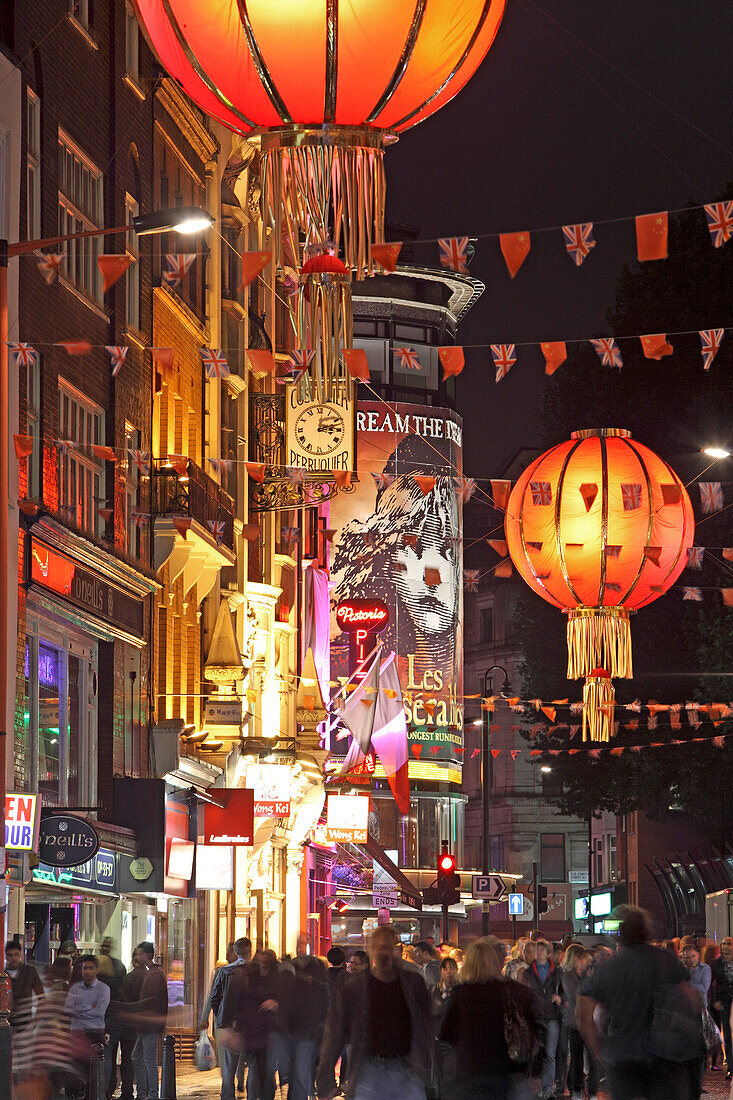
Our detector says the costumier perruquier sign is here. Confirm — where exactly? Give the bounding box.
[39,814,100,868]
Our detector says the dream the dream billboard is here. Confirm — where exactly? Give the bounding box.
[329,403,464,764]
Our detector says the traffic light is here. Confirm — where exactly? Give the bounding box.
[537,884,549,914]
[437,850,461,906]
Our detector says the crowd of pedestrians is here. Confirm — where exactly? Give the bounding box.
[7,909,733,1100]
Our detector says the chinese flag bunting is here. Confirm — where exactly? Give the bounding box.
[723,549,733,561]
[499,231,530,278]
[661,483,682,506]
[13,434,34,459]
[245,462,265,483]
[243,524,260,543]
[167,454,189,476]
[343,348,370,380]
[151,347,175,370]
[173,517,192,539]
[98,254,133,293]
[495,559,513,578]
[91,445,118,463]
[491,748,502,759]
[487,539,508,557]
[411,744,422,759]
[247,349,276,376]
[541,341,567,375]
[721,589,733,607]
[413,475,435,495]
[58,341,92,356]
[635,212,668,261]
[19,501,39,516]
[371,242,402,272]
[643,546,662,566]
[541,706,556,723]
[97,508,113,522]
[240,250,271,288]
[490,479,511,510]
[640,333,673,359]
[438,346,465,379]
[424,568,441,588]
[579,483,598,511]
[333,470,352,489]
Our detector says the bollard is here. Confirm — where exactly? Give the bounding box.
[160,1034,177,1100]
[88,1042,107,1100]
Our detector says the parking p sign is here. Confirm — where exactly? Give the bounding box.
[508,892,524,916]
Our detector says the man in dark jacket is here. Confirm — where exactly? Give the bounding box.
[318,925,434,1100]
[115,947,148,1100]
[711,937,733,1079]
[131,942,168,1100]
[287,937,329,1100]
[211,937,251,1100]
[522,938,562,1099]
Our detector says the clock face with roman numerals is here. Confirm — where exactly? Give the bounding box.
[294,403,346,456]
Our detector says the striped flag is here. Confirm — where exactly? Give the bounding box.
[105,345,129,377]
[438,236,470,274]
[491,344,516,382]
[562,223,596,266]
[8,343,37,368]
[200,348,230,378]
[686,547,704,570]
[454,476,476,503]
[704,202,733,248]
[128,450,149,476]
[590,337,623,369]
[163,253,196,287]
[463,569,480,593]
[394,347,422,371]
[699,329,724,371]
[207,519,225,545]
[699,482,723,514]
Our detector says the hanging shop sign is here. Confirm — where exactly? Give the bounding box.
[245,764,291,817]
[326,793,369,843]
[38,814,100,868]
[199,787,254,846]
[372,848,400,910]
[285,387,355,475]
[335,598,389,670]
[195,844,234,891]
[5,793,40,851]
[32,847,117,895]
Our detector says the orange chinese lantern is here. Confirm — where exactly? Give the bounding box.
[504,428,694,738]
[133,0,506,276]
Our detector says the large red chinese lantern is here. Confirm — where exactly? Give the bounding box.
[132,0,506,275]
[505,428,694,739]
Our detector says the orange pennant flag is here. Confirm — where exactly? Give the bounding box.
[635,212,668,261]
[643,546,662,566]
[424,567,441,588]
[580,483,598,511]
[495,559,513,578]
[413,475,435,495]
[240,250,271,288]
[166,454,189,476]
[151,347,175,370]
[59,341,92,356]
[19,500,39,516]
[92,445,118,463]
[411,744,422,759]
[371,242,402,272]
[247,349,276,375]
[541,341,567,375]
[640,333,673,359]
[541,706,556,723]
[424,700,436,718]
[98,254,132,293]
[722,589,733,607]
[438,346,465,379]
[343,348,370,381]
[173,517,192,539]
[487,539,507,557]
[333,470,352,489]
[323,528,336,541]
[723,549,733,562]
[499,231,531,278]
[661,483,682,505]
[490,479,511,510]
[243,524,260,542]
[97,507,113,522]
[245,462,265,483]
[302,695,316,711]
[13,434,34,459]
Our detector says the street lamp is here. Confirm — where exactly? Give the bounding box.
[702,446,730,459]
[481,664,510,934]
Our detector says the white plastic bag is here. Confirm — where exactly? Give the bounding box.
[194,1029,215,1071]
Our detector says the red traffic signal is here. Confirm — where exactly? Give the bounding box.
[439,853,456,874]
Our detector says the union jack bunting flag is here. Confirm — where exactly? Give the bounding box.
[562,223,596,266]
[530,481,552,506]
[590,337,623,369]
[491,344,516,382]
[699,482,723,514]
[371,472,395,490]
[105,345,129,377]
[163,253,196,287]
[200,348,230,378]
[687,547,704,569]
[36,252,65,284]
[8,342,37,368]
[207,519,225,545]
[132,512,150,528]
[287,467,307,485]
[128,449,149,476]
[682,587,703,601]
[394,347,422,371]
[288,349,315,373]
[208,457,234,475]
[463,569,480,593]
[454,476,476,503]
[621,483,642,511]
[699,329,724,370]
[438,236,470,275]
[704,202,733,248]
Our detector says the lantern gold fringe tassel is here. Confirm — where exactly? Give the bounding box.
[582,669,615,743]
[566,607,633,680]
[297,271,353,406]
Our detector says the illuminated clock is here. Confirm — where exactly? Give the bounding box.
[294,403,346,456]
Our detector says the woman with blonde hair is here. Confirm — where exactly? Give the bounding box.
[440,937,537,1098]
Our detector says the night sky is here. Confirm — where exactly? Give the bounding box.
[384,0,733,477]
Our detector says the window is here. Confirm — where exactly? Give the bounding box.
[124,423,140,556]
[125,194,140,330]
[479,605,493,643]
[608,834,617,881]
[594,836,603,885]
[58,132,103,304]
[489,834,504,871]
[69,0,90,29]
[540,833,565,882]
[26,351,41,499]
[26,89,41,240]
[58,381,104,537]
[125,5,139,83]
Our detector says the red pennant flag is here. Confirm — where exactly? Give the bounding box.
[343,348,370,381]
[413,475,435,496]
[247,349,276,375]
[495,559,512,578]
[245,462,265,483]
[97,508,113,522]
[438,346,465,380]
[540,341,567,375]
[91,445,118,463]
[371,242,402,272]
[323,528,336,542]
[242,524,260,542]
[541,706,556,723]
[411,744,422,759]
[167,454,189,476]
[580,483,598,511]
[151,347,175,370]
[721,589,733,607]
[661,483,682,506]
[635,212,668,261]
[13,434,34,459]
[240,250,271,288]
[487,539,507,557]
[59,341,92,356]
[643,546,663,566]
[98,254,132,292]
[640,333,673,359]
[499,231,531,278]
[610,747,624,757]
[490,479,511,510]
[724,549,733,561]
[173,517,192,539]
[333,470,352,489]
[490,748,501,759]
[424,567,442,588]
[19,500,39,516]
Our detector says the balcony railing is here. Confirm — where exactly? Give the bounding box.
[153,459,235,552]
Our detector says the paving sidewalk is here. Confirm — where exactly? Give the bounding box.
[174,1063,287,1100]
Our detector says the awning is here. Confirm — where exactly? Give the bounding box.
[363,835,422,911]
